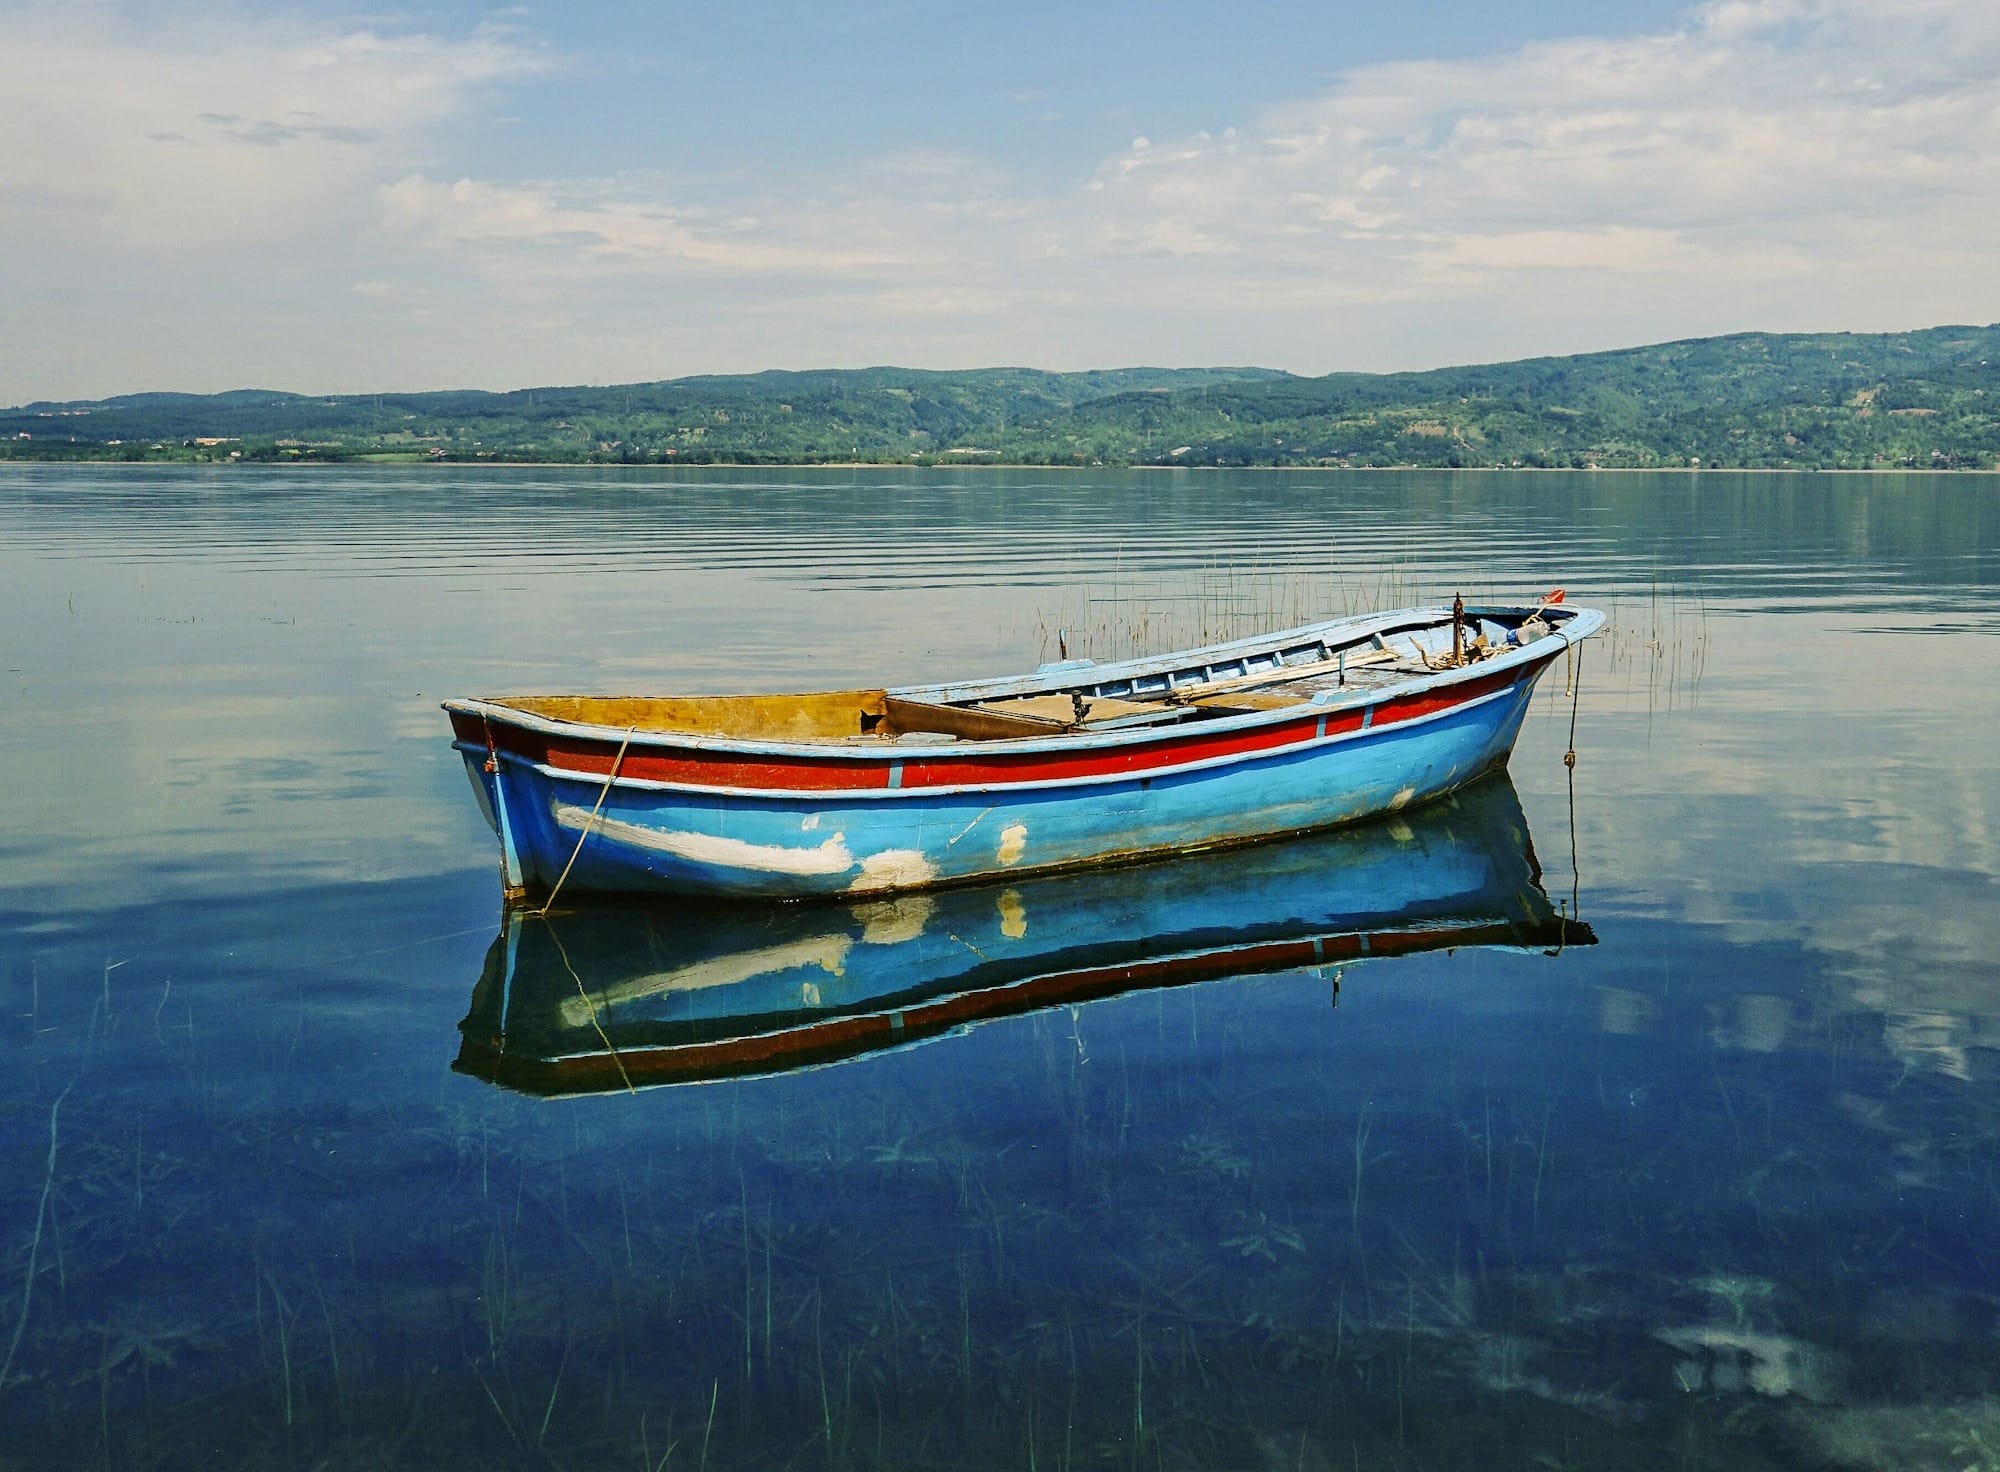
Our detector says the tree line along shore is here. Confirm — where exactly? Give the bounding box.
[7,326,1999,472]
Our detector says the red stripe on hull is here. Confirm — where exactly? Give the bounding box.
[896,711,1341,788]
[450,713,892,791]
[455,665,1525,796]
[542,738,891,792]
[1371,666,1519,727]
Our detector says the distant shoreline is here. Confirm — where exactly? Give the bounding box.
[2,458,1993,475]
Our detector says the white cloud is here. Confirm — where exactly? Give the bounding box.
[0,1,545,398]
[1085,0,2000,286]
[376,175,903,277]
[0,2,543,249]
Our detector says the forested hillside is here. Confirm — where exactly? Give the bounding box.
[7,328,1998,469]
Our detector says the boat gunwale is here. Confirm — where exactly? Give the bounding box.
[455,675,1525,804]
[445,603,1601,763]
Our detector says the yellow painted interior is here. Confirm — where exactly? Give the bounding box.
[493,678,1326,744]
[496,691,1083,742]
[496,691,891,740]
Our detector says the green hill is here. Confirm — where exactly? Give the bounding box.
[6,328,1998,469]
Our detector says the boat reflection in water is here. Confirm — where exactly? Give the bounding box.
[454,774,1595,1096]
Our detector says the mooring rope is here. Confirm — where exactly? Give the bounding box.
[541,920,636,1095]
[535,727,635,917]
[1564,639,1583,771]
[1549,636,1585,954]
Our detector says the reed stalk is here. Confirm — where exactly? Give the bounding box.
[1350,1105,1374,1236]
[267,1273,295,1431]
[698,1378,718,1472]
[1,1082,73,1391]
[739,1172,753,1385]
[1130,1319,1145,1472]
[1531,1101,1554,1238]
[538,1340,569,1446]
[310,1266,349,1440]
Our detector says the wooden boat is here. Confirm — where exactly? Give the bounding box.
[454,774,1595,1095]
[444,596,1601,901]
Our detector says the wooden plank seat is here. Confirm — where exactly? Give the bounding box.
[972,694,1165,726]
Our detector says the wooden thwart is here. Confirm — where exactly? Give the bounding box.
[884,696,1063,740]
[1184,689,1320,712]
[975,694,1163,726]
[1166,646,1405,699]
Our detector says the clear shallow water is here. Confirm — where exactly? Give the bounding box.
[2,465,1997,1470]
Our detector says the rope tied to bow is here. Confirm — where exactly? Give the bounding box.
[1563,637,1583,769]
[535,727,636,916]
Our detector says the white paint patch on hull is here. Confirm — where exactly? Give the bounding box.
[553,804,855,876]
[852,895,935,945]
[997,822,1028,864]
[559,933,854,1025]
[850,848,940,893]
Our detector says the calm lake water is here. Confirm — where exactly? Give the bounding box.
[3,465,1997,1470]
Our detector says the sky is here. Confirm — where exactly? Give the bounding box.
[4,0,1998,402]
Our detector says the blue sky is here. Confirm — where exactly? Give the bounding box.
[444,0,1689,187]
[3,0,1995,400]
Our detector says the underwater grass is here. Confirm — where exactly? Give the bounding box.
[4,903,1998,1471]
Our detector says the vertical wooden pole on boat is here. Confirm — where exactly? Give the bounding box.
[497,909,524,1032]
[1451,593,1465,667]
[493,774,528,903]
[483,717,529,903]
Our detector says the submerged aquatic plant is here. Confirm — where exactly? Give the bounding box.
[1218,1211,1305,1263]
